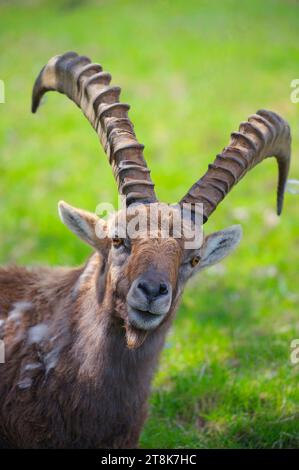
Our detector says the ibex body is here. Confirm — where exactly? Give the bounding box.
[0,52,291,448]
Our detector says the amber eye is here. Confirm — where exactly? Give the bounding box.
[112,238,124,248]
[191,256,201,267]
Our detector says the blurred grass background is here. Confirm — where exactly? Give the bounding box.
[0,0,299,448]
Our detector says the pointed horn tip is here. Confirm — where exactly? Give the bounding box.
[31,96,39,114]
[31,82,41,113]
[31,76,45,114]
[31,63,48,114]
[276,189,286,216]
[276,200,283,216]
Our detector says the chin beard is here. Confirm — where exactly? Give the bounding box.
[125,324,149,350]
[113,297,148,349]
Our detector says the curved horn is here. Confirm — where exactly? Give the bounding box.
[32,52,157,206]
[180,110,291,223]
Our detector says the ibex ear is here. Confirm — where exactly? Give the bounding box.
[58,201,105,250]
[200,225,242,269]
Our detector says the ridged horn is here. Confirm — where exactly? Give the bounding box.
[180,110,291,223]
[32,52,157,206]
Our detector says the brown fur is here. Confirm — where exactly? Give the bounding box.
[0,236,183,448]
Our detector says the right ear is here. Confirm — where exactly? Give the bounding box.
[58,201,107,251]
[199,225,243,270]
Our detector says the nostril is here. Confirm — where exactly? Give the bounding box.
[137,281,150,296]
[159,282,168,296]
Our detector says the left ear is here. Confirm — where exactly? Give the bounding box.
[200,225,242,269]
[58,200,106,250]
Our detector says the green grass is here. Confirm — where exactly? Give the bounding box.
[0,0,299,448]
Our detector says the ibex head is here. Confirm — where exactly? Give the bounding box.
[32,52,291,348]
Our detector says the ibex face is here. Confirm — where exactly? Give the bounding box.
[32,52,291,348]
[59,201,242,348]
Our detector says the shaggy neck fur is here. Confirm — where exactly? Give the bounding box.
[0,254,176,448]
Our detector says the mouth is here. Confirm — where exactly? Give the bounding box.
[125,306,166,350]
[127,306,165,332]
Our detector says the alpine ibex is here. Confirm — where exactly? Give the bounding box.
[0,52,291,448]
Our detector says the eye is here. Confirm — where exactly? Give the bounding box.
[112,237,124,248]
[190,256,201,268]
